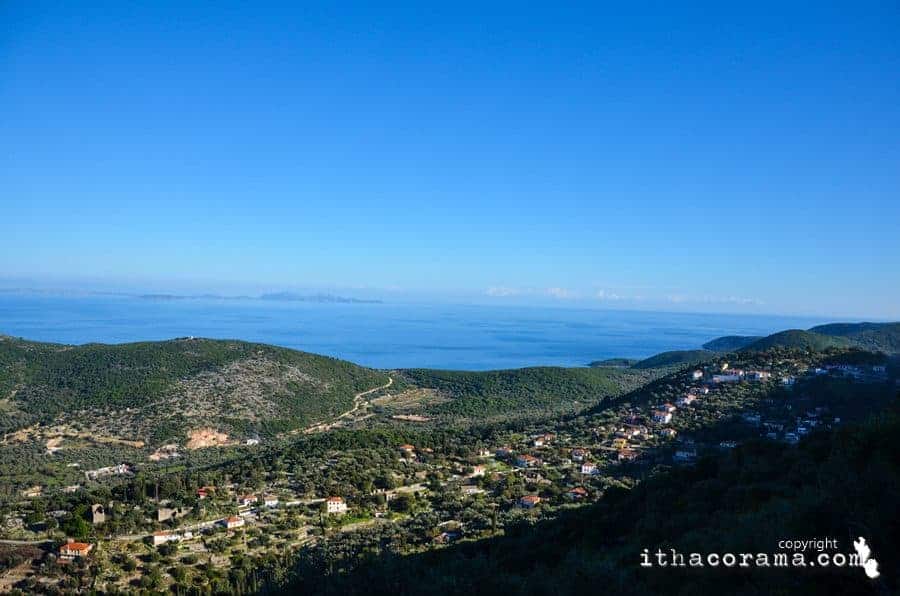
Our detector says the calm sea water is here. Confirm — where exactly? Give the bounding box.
[0,295,829,370]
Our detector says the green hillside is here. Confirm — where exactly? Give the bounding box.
[701,335,761,351]
[587,358,638,368]
[810,322,900,353]
[701,322,900,355]
[400,366,650,418]
[0,335,389,443]
[630,349,715,369]
[740,329,853,352]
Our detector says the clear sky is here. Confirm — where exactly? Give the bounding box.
[2,2,898,318]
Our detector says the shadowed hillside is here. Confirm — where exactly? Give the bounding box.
[280,398,900,596]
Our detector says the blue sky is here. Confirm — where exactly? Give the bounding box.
[2,2,898,318]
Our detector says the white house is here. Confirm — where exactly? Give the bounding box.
[225,516,245,529]
[326,496,348,514]
[152,531,181,546]
[676,393,698,406]
[461,485,484,495]
[652,410,673,424]
[237,494,257,507]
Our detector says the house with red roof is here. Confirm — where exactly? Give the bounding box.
[59,540,93,559]
[518,495,541,509]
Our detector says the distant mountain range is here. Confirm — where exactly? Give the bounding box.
[0,287,383,304]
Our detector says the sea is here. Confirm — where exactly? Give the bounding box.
[0,294,831,370]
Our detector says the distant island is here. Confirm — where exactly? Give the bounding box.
[137,292,383,304]
[0,287,385,304]
[259,292,382,304]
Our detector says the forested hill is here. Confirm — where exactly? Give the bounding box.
[0,335,389,442]
[629,349,716,369]
[741,329,854,352]
[399,366,654,419]
[283,399,900,596]
[702,322,900,354]
[810,322,900,353]
[702,335,761,351]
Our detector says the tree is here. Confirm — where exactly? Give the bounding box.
[61,509,91,540]
[390,494,413,513]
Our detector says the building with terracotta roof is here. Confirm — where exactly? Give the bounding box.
[59,540,93,558]
[515,454,541,468]
[518,495,541,509]
[568,487,589,499]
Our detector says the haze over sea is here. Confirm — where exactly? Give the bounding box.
[0,294,835,371]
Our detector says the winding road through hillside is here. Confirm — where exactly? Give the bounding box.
[302,377,393,434]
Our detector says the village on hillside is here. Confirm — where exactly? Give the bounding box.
[0,350,894,592]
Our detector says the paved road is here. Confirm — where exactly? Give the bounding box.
[0,538,52,545]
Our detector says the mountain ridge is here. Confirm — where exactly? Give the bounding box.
[700,321,900,355]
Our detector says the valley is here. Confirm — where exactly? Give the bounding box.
[0,326,896,593]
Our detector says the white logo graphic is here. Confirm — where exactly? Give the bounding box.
[853,537,880,579]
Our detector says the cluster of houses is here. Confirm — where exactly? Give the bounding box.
[236,493,280,508]
[821,363,888,381]
[707,364,772,385]
[744,406,839,445]
[617,363,786,464]
[39,353,881,577]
